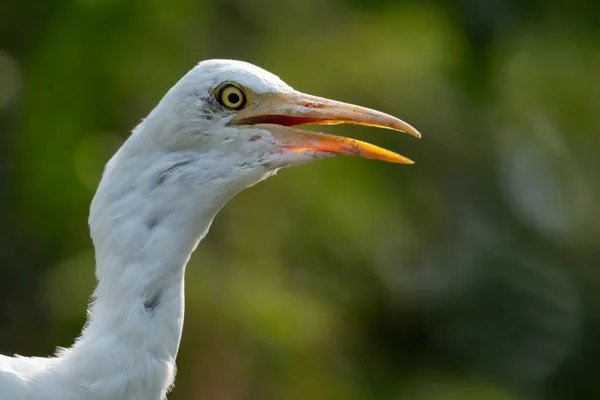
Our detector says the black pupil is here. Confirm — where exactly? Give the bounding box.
[227,92,240,104]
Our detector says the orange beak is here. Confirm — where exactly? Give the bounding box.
[232,91,420,164]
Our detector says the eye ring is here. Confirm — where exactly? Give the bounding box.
[217,83,247,110]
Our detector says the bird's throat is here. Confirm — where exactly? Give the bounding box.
[57,150,232,399]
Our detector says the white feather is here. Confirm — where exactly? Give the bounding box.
[0,60,297,400]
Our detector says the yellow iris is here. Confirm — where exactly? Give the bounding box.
[219,84,247,109]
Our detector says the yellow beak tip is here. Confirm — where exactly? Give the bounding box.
[398,156,415,165]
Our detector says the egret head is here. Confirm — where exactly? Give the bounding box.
[93,59,422,277]
[139,60,419,175]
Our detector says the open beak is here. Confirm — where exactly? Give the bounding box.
[232,91,420,164]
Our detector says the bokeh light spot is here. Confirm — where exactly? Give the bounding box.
[0,50,21,108]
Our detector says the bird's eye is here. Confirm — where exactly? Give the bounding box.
[218,84,247,110]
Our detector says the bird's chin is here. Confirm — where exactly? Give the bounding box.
[261,147,336,169]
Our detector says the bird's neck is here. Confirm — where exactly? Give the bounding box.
[56,142,259,399]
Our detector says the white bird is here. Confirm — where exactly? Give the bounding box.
[0,59,420,400]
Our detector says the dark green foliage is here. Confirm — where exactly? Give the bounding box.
[0,0,599,398]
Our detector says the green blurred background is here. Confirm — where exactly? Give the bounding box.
[1,0,599,399]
